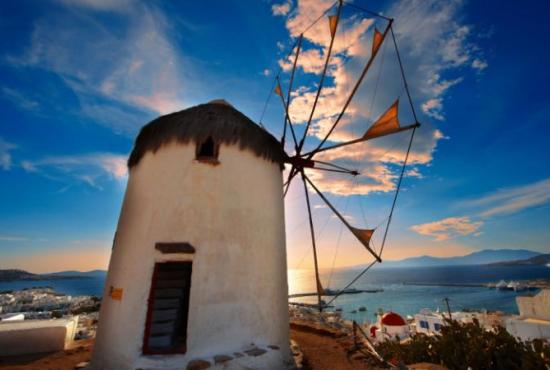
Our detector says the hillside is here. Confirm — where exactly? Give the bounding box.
[0,269,96,282]
[488,253,550,266]
[374,249,541,268]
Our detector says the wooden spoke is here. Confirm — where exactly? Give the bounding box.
[301,169,324,311]
[303,172,381,262]
[307,19,394,159]
[298,0,344,154]
[281,35,303,148]
[301,123,419,157]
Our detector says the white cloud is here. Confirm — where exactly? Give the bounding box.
[0,137,16,170]
[56,0,133,12]
[0,235,29,242]
[9,2,191,134]
[465,178,550,218]
[272,0,292,16]
[472,58,488,71]
[21,152,128,188]
[1,87,39,111]
[277,0,486,196]
[422,98,444,120]
[410,216,483,241]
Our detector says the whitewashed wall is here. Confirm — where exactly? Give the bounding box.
[517,289,550,320]
[90,141,291,370]
[0,317,78,356]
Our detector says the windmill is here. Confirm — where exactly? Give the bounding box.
[261,0,421,311]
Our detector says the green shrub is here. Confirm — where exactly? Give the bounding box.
[374,319,549,369]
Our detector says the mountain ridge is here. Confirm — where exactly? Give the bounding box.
[488,253,550,267]
[367,249,541,268]
[0,269,107,282]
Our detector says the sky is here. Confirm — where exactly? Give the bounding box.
[0,0,549,273]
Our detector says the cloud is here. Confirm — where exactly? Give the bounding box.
[465,178,550,218]
[8,1,192,134]
[410,178,550,242]
[0,137,16,170]
[276,0,486,196]
[472,58,488,71]
[410,216,483,241]
[56,0,133,12]
[272,0,292,16]
[422,98,444,120]
[0,235,29,242]
[21,152,128,188]
[1,87,40,111]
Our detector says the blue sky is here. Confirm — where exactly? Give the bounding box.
[0,0,549,273]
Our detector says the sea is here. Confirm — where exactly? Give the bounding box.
[2,265,549,324]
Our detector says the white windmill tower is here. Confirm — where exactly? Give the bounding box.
[90,100,292,370]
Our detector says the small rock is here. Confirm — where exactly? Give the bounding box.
[213,354,233,364]
[233,352,244,358]
[75,362,89,369]
[267,345,279,350]
[186,359,211,370]
[244,348,267,357]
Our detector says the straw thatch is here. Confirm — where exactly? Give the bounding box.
[128,102,285,168]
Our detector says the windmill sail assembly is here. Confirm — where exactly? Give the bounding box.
[265,0,421,311]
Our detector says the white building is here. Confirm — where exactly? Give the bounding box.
[0,313,24,322]
[414,309,446,335]
[506,289,550,341]
[369,311,410,342]
[0,317,78,356]
[90,101,292,370]
[414,309,505,335]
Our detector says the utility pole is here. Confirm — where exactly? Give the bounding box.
[443,297,452,320]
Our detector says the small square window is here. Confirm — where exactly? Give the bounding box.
[195,137,219,163]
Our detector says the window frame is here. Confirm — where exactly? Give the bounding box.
[195,136,220,164]
[142,261,193,355]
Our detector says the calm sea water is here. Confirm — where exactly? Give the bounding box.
[290,265,550,322]
[2,265,549,323]
[0,277,106,297]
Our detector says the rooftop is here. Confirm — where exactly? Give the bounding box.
[128,101,285,168]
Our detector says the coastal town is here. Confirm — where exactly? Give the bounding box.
[1,282,549,369]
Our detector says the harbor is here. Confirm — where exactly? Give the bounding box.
[402,279,549,291]
[289,288,383,299]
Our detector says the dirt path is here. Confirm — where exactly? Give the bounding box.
[0,340,93,370]
[290,325,374,370]
[0,329,374,370]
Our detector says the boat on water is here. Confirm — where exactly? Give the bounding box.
[324,287,360,295]
[507,281,527,292]
[496,280,508,290]
[359,306,367,312]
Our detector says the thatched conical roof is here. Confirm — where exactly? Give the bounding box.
[128,101,285,168]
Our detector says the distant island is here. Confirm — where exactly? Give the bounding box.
[488,253,550,267]
[0,269,107,282]
[368,249,542,268]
